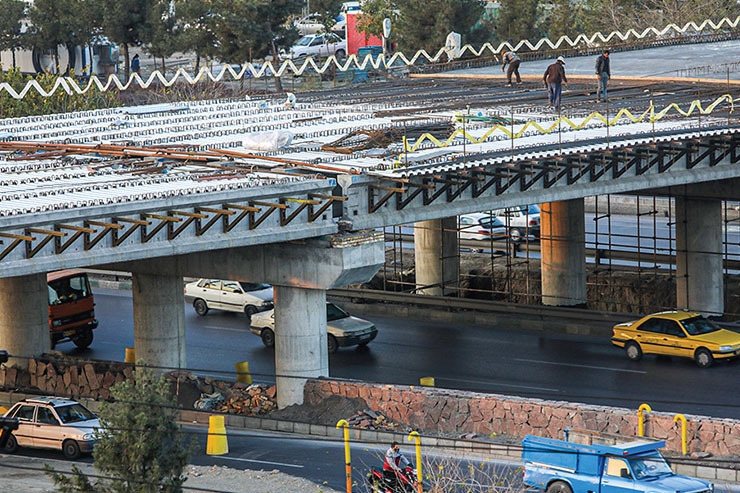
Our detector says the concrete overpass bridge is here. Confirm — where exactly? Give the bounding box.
[0,77,738,406]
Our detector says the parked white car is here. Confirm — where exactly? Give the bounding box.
[280,33,347,60]
[489,205,541,241]
[184,279,273,317]
[3,397,99,459]
[459,213,507,241]
[250,302,377,353]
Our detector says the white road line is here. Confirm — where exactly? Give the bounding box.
[444,377,559,393]
[216,456,304,468]
[203,325,248,332]
[512,358,646,374]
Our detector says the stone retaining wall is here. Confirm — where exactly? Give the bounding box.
[0,355,131,401]
[305,379,740,457]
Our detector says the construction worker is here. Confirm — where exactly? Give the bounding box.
[595,49,611,102]
[501,50,521,86]
[543,56,568,112]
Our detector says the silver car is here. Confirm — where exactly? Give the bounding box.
[2,397,99,459]
[250,302,377,353]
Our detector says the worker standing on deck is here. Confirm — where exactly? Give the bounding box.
[595,49,610,102]
[543,56,567,112]
[501,50,521,86]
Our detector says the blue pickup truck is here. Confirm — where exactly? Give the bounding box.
[523,434,713,493]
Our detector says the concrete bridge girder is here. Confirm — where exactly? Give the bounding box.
[345,131,740,231]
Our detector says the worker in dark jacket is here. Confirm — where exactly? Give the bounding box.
[595,49,610,102]
[501,51,521,86]
[543,56,567,112]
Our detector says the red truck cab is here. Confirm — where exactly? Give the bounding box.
[47,271,98,349]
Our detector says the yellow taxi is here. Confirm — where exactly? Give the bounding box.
[612,311,740,368]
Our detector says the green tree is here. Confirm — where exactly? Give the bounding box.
[251,0,303,90]
[395,0,487,52]
[46,365,195,492]
[141,0,179,73]
[545,0,587,39]
[496,0,539,45]
[311,0,344,34]
[176,0,219,73]
[0,0,26,69]
[355,0,399,40]
[211,0,261,65]
[100,0,148,78]
[26,0,97,73]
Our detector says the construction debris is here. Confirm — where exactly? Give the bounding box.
[170,372,278,416]
[321,121,454,154]
[344,409,400,431]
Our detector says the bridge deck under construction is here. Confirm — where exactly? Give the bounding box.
[0,77,736,218]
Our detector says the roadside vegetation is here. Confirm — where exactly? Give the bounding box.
[44,365,195,493]
[0,68,117,118]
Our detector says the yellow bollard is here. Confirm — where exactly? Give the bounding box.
[206,415,228,455]
[0,406,8,415]
[408,431,423,493]
[419,377,435,387]
[336,420,352,493]
[235,361,252,384]
[637,403,652,437]
[674,414,688,455]
[124,347,135,364]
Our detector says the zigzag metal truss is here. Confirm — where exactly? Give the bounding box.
[1,15,738,99]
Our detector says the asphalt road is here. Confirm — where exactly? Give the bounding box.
[61,287,740,420]
[6,425,506,491]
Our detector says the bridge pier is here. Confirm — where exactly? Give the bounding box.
[676,197,723,316]
[0,274,49,368]
[112,237,383,408]
[131,273,187,369]
[540,199,587,307]
[274,286,328,407]
[414,217,459,295]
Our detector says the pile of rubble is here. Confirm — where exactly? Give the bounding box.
[168,372,277,416]
[345,409,400,431]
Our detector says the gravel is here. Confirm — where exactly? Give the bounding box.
[184,465,342,493]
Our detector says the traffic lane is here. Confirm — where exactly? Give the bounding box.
[70,289,740,419]
[185,425,520,492]
[331,315,740,417]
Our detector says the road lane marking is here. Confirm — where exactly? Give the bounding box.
[216,456,304,468]
[203,325,248,332]
[512,358,646,374]
[442,377,559,393]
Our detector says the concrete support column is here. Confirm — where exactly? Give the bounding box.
[0,274,49,368]
[132,273,186,369]
[414,217,459,295]
[676,197,723,316]
[540,199,587,307]
[274,286,328,408]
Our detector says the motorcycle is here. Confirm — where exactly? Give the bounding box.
[365,466,419,493]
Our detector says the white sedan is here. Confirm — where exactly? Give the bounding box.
[184,279,273,317]
[280,33,347,60]
[250,302,377,353]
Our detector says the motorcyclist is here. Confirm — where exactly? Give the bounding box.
[383,442,411,487]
